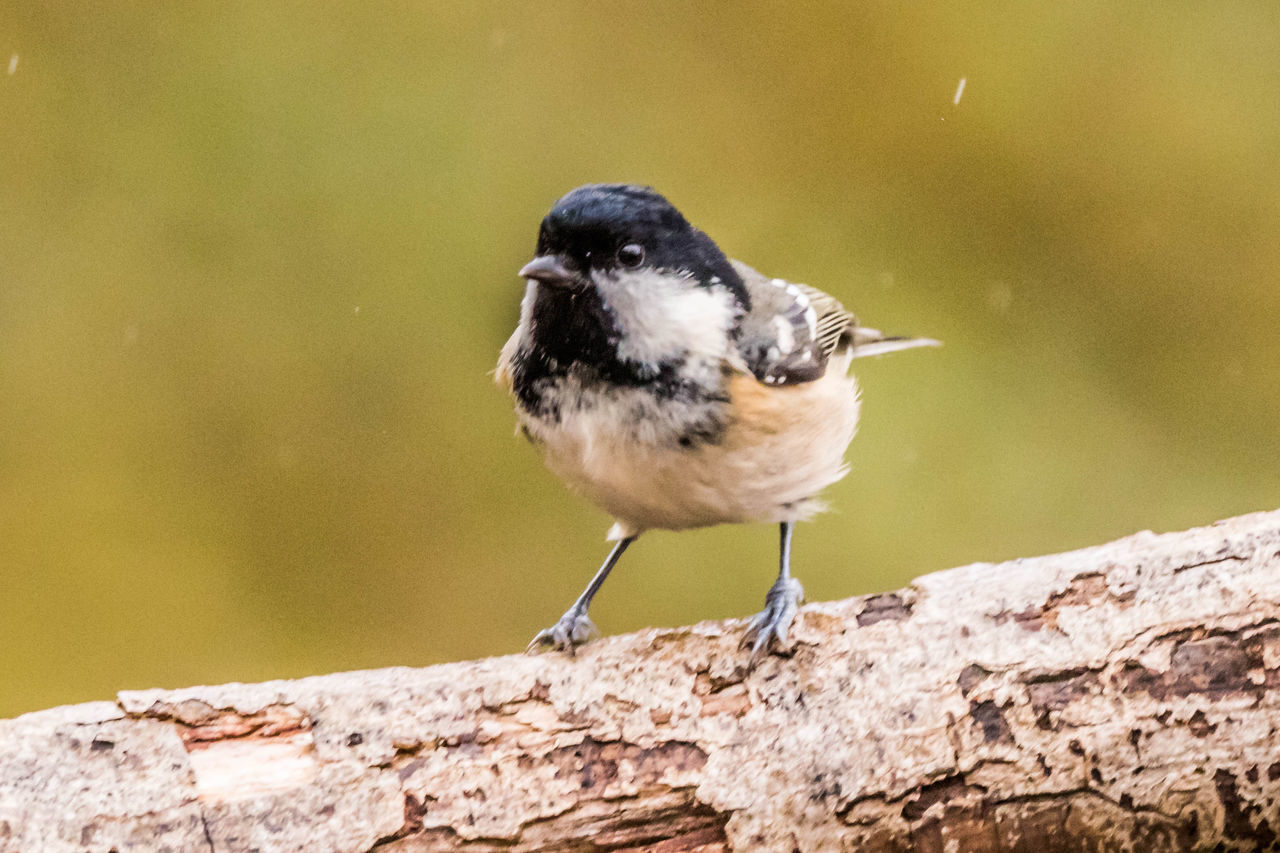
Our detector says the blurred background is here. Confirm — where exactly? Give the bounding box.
[2,1,1278,718]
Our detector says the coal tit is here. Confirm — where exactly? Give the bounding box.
[497,184,938,663]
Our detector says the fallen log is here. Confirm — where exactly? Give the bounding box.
[3,510,1279,851]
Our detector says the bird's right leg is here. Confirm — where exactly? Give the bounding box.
[527,536,635,653]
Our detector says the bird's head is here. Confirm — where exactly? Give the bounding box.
[518,184,748,370]
[520,184,747,305]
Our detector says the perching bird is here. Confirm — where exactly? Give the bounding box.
[496,184,937,663]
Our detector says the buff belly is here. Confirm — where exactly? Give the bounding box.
[531,360,861,539]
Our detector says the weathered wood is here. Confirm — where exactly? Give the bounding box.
[3,510,1280,852]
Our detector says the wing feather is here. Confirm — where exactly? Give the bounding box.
[730,259,938,385]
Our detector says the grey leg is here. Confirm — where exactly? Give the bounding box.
[744,521,804,664]
[527,536,635,653]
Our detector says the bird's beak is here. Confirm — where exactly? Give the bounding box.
[519,255,577,287]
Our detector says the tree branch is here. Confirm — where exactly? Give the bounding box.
[4,510,1280,851]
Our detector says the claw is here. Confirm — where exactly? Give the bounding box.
[743,577,804,666]
[526,608,597,654]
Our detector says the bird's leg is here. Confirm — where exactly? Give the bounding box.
[744,521,804,664]
[527,536,635,654]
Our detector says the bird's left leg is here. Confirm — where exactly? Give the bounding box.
[744,521,804,664]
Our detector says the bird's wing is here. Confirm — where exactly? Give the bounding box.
[731,259,940,386]
[731,259,852,385]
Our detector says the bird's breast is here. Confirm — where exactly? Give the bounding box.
[520,358,862,537]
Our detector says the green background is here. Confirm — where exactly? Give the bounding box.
[3,2,1278,718]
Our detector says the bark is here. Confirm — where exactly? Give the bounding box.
[3,510,1280,853]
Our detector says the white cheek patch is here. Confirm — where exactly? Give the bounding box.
[594,268,738,367]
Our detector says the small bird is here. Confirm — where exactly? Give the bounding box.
[497,184,937,663]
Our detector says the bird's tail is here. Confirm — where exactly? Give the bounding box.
[849,327,942,359]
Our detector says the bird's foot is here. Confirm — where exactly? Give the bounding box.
[743,576,804,665]
[526,607,596,654]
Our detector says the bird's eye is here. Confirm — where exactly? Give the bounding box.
[617,243,645,268]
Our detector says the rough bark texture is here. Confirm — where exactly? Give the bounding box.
[4,510,1280,853]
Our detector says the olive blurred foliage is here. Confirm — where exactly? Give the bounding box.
[2,2,1278,718]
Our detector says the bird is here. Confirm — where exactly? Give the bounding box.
[496,184,938,664]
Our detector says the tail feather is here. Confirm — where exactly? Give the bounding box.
[849,327,942,359]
